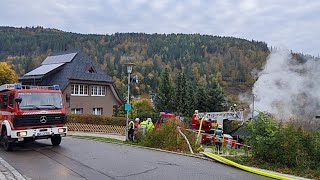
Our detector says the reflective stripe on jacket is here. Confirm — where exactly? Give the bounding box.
[140,121,147,128]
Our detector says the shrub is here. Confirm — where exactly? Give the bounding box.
[247,112,280,163]
[138,121,200,153]
[248,112,320,170]
[67,114,126,126]
[130,99,155,120]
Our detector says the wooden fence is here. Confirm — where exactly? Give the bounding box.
[66,123,125,135]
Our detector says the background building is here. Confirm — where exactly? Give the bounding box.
[19,49,123,116]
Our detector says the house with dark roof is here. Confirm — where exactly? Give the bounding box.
[19,49,123,116]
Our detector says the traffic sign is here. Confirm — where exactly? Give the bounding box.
[125,104,132,111]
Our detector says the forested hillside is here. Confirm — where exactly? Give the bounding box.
[0,26,270,99]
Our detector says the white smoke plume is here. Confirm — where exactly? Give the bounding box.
[251,49,320,129]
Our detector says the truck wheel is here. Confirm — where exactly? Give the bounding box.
[51,135,61,146]
[2,130,13,151]
[203,140,212,146]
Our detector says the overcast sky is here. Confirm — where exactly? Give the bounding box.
[0,0,319,56]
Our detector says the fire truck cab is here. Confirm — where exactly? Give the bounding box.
[154,111,175,129]
[0,83,67,151]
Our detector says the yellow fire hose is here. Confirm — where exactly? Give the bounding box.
[195,117,205,145]
[203,152,295,180]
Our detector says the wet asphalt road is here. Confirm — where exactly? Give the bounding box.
[0,137,270,180]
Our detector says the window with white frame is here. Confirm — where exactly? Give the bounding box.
[71,84,88,95]
[91,85,106,96]
[93,108,103,115]
[71,108,83,114]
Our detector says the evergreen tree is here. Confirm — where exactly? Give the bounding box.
[194,86,208,112]
[174,71,187,115]
[184,80,196,117]
[206,79,225,111]
[155,68,174,112]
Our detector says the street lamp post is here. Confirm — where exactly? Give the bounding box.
[125,62,134,141]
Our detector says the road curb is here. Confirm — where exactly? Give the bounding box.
[0,157,27,180]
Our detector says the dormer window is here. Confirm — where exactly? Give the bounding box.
[86,65,96,73]
[88,67,95,73]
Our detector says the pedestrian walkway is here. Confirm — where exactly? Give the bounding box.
[68,131,126,141]
[0,157,27,180]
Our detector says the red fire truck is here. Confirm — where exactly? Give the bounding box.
[191,110,245,145]
[154,111,176,129]
[0,83,67,151]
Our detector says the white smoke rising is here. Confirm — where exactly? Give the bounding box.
[251,49,320,128]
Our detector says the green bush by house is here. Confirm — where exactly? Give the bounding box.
[67,114,126,126]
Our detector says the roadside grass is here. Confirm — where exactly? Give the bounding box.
[72,135,197,154]
[205,143,319,179]
[227,155,320,180]
[73,135,129,144]
[72,121,200,154]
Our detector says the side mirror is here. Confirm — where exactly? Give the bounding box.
[66,94,70,103]
[15,97,22,104]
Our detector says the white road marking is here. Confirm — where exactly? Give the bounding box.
[0,172,6,180]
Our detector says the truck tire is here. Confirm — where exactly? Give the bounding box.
[2,129,13,151]
[203,140,212,146]
[51,135,61,146]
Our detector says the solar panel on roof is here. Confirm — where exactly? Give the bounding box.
[41,52,77,65]
[24,63,65,76]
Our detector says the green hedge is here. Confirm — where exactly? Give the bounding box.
[67,114,126,126]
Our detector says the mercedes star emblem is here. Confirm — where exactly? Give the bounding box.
[40,116,47,123]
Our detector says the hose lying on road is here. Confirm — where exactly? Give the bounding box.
[177,126,194,154]
[202,152,295,180]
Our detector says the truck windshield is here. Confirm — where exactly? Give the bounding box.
[18,92,63,110]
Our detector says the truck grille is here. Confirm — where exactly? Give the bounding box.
[14,114,66,127]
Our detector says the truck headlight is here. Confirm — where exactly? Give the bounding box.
[17,131,27,137]
[58,128,66,133]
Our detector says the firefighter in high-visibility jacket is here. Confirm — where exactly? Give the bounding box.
[139,119,148,135]
[128,120,134,141]
[146,118,154,132]
[215,125,223,153]
[134,118,140,128]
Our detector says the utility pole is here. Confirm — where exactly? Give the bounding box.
[125,62,134,141]
[252,94,256,120]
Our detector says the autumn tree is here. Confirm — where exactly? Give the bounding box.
[130,99,154,120]
[0,62,18,85]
